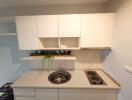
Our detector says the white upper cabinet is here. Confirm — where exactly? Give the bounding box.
[16,13,115,50]
[16,16,39,50]
[81,13,115,48]
[37,15,59,38]
[59,14,81,37]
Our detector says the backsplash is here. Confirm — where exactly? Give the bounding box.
[29,50,102,70]
[73,50,102,70]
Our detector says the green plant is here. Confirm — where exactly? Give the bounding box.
[41,54,54,71]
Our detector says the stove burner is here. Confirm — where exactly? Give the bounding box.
[85,71,106,85]
[87,71,97,75]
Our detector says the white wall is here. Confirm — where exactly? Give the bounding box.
[102,0,132,100]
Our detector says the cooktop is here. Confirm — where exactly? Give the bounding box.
[85,71,107,85]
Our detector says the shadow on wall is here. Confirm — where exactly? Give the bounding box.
[0,3,107,16]
[101,49,111,61]
[107,0,130,12]
[0,36,30,85]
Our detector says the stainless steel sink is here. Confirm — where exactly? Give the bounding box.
[48,71,71,84]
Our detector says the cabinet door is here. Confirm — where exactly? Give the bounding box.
[59,89,82,100]
[37,15,59,38]
[82,89,105,100]
[13,88,35,97]
[104,90,117,100]
[16,16,39,50]
[15,97,35,100]
[59,14,81,37]
[36,89,58,100]
[82,89,117,100]
[81,13,115,48]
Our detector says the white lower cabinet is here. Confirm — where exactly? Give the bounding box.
[13,88,35,97]
[82,89,117,100]
[36,89,58,100]
[104,90,117,100]
[14,88,117,100]
[15,97,35,100]
[14,88,36,100]
[59,89,82,100]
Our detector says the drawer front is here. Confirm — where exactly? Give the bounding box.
[36,89,58,100]
[82,89,117,100]
[13,88,35,97]
[15,97,35,100]
[59,89,82,100]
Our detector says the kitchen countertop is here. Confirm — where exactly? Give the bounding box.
[12,70,120,89]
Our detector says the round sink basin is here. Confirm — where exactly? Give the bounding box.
[48,71,71,84]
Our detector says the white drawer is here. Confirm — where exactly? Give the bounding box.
[36,89,58,100]
[13,88,35,97]
[15,97,35,100]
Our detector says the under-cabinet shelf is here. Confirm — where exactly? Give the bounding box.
[81,47,111,49]
[21,55,77,61]
[0,33,16,36]
[60,37,80,49]
[39,38,59,49]
[39,47,80,50]
[38,37,80,50]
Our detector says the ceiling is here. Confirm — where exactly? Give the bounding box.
[0,0,109,7]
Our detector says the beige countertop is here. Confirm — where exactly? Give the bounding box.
[12,70,120,89]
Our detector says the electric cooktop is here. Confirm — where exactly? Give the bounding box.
[85,71,107,85]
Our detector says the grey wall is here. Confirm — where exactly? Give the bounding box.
[0,22,29,87]
[0,36,30,86]
[102,0,132,100]
[0,23,15,33]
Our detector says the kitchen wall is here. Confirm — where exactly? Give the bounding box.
[102,0,132,100]
[0,22,31,86]
[0,35,30,86]
[0,3,107,16]
[30,50,102,70]
[0,1,131,100]
[0,3,107,86]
